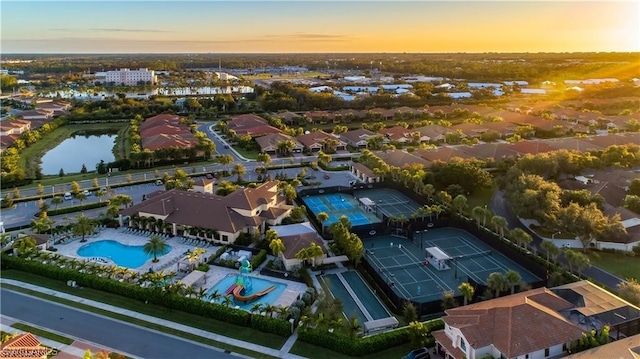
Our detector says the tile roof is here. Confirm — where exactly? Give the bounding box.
[141,134,197,151]
[0,333,52,359]
[351,162,377,177]
[442,287,583,358]
[280,232,325,259]
[564,334,640,359]
[340,128,376,144]
[120,182,287,233]
[296,131,335,147]
[415,147,474,162]
[375,150,432,167]
[254,133,301,151]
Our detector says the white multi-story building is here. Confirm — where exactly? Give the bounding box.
[104,68,157,86]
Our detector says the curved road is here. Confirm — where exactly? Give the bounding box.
[0,289,236,359]
[491,190,623,291]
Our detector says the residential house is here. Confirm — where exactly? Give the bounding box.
[191,178,214,194]
[35,100,71,116]
[0,332,52,359]
[303,111,335,124]
[375,150,432,168]
[340,128,377,149]
[227,114,282,137]
[545,138,606,153]
[119,182,293,244]
[505,141,557,156]
[378,126,419,144]
[15,233,49,253]
[19,109,54,121]
[414,125,449,143]
[601,207,640,252]
[271,222,327,270]
[457,143,520,163]
[351,162,381,183]
[433,287,586,359]
[141,134,197,152]
[274,111,304,125]
[139,114,198,153]
[296,131,346,153]
[0,119,30,136]
[415,147,474,163]
[255,133,303,155]
[448,123,490,140]
[564,334,640,359]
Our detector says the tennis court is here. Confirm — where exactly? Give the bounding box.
[354,188,422,219]
[364,228,540,303]
[304,192,381,226]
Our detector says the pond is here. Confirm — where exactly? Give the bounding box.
[41,134,116,175]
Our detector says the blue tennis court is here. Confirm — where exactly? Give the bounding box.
[303,192,381,226]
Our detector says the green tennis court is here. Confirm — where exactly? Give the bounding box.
[353,188,422,219]
[364,228,541,303]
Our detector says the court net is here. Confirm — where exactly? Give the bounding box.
[379,261,428,272]
[456,250,492,260]
[375,200,412,207]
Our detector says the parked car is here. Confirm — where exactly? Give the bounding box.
[63,192,73,200]
[402,347,431,359]
[82,189,91,196]
[324,173,330,179]
[155,180,163,186]
[205,173,213,179]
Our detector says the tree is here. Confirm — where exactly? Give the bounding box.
[72,214,95,242]
[557,202,609,252]
[315,212,329,235]
[37,183,44,196]
[505,270,522,294]
[50,195,63,211]
[95,188,106,203]
[458,282,475,305]
[218,154,234,174]
[305,242,324,267]
[71,181,81,196]
[442,291,458,309]
[630,178,640,196]
[472,206,487,228]
[59,168,65,177]
[232,163,246,183]
[541,240,559,264]
[269,238,286,257]
[75,191,88,206]
[408,321,429,348]
[617,278,640,306]
[402,301,418,324]
[256,153,272,174]
[490,215,508,238]
[80,163,88,174]
[12,187,20,199]
[565,250,590,277]
[487,272,508,298]
[452,194,468,215]
[13,236,36,256]
[510,227,532,249]
[317,150,332,167]
[143,235,168,263]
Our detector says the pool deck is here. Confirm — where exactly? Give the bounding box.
[54,228,307,308]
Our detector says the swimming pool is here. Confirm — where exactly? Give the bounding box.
[77,240,172,268]
[204,274,286,310]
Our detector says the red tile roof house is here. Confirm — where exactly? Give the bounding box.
[448,122,491,140]
[340,128,377,149]
[351,162,382,183]
[457,143,520,162]
[119,181,292,244]
[254,133,303,155]
[432,287,585,359]
[415,146,475,162]
[303,111,335,124]
[375,149,432,168]
[18,109,53,121]
[141,134,198,152]
[378,126,418,144]
[414,125,449,143]
[0,332,52,359]
[0,120,31,136]
[296,131,347,153]
[273,111,305,125]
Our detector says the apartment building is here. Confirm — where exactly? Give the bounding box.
[105,68,157,86]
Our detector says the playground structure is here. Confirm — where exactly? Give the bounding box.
[223,260,276,303]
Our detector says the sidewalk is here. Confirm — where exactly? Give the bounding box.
[1,315,131,359]
[1,279,306,359]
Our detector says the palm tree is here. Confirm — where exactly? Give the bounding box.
[306,242,324,267]
[541,240,559,264]
[510,228,532,249]
[269,238,286,257]
[263,303,276,318]
[250,303,264,316]
[207,289,221,303]
[264,229,278,242]
[73,214,95,243]
[95,188,106,203]
[13,236,36,256]
[317,150,332,167]
[51,196,64,211]
[75,192,88,206]
[505,270,522,294]
[143,235,168,263]
[458,282,475,305]
[218,154,234,175]
[275,305,289,319]
[317,212,329,234]
[487,272,508,298]
[256,153,272,174]
[491,215,508,239]
[452,194,468,216]
[232,163,246,183]
[222,295,234,307]
[472,206,486,228]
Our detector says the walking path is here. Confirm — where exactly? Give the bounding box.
[0,279,306,359]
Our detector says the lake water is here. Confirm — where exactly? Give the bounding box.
[41,134,116,175]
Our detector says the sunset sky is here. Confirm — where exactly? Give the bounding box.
[2,1,638,53]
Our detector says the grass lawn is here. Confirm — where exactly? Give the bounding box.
[1,270,283,358]
[585,251,640,281]
[232,146,259,160]
[290,340,415,359]
[19,123,124,178]
[11,323,74,345]
[463,184,497,217]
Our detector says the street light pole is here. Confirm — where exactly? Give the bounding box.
[552,231,561,240]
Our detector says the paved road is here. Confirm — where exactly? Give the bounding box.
[491,190,623,291]
[0,288,237,359]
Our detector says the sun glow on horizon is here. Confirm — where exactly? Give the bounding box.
[1,1,638,53]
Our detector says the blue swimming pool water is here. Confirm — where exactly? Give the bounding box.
[204,274,286,310]
[322,274,367,325]
[77,240,172,268]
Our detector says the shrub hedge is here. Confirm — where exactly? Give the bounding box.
[0,254,293,336]
[47,201,110,216]
[250,249,268,269]
[297,318,444,356]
